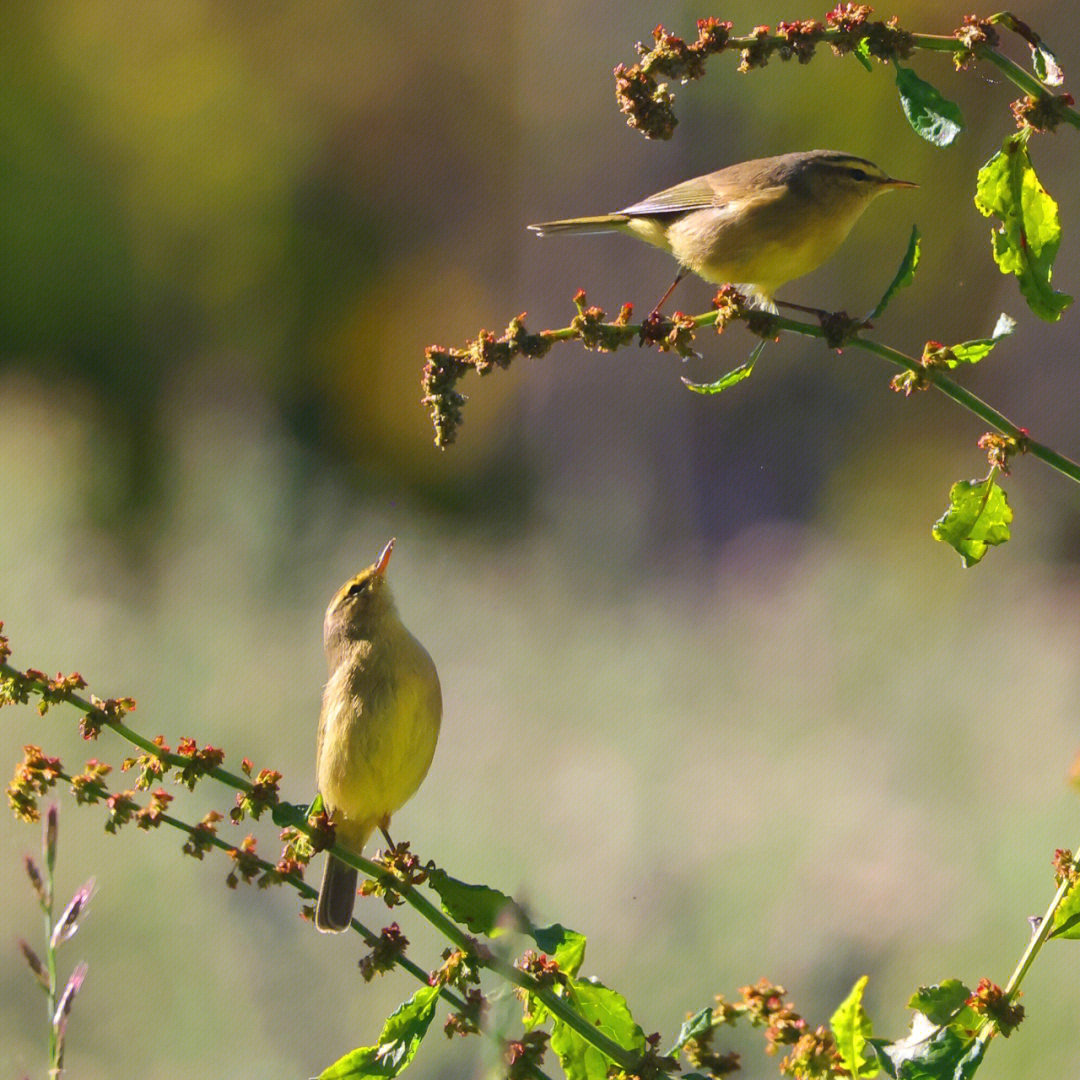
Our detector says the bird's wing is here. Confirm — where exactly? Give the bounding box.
[619,172,787,218]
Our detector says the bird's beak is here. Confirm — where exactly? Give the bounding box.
[884,177,918,189]
[375,538,395,576]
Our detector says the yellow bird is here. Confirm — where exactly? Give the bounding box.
[528,149,916,311]
[314,539,442,933]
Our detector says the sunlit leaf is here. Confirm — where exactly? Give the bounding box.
[894,65,964,146]
[533,923,587,976]
[550,977,646,1080]
[870,1013,984,1080]
[989,11,1065,85]
[670,1007,714,1054]
[832,976,878,1078]
[682,338,765,393]
[425,868,523,936]
[953,1038,989,1079]
[932,477,1012,567]
[975,133,1072,321]
[425,869,587,981]
[1050,878,1080,938]
[1031,40,1064,85]
[945,313,1016,366]
[868,226,921,320]
[907,981,973,1026]
[320,985,440,1078]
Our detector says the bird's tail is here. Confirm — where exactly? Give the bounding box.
[315,855,358,933]
[527,214,630,237]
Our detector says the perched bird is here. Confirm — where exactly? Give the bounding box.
[314,539,442,933]
[528,149,916,311]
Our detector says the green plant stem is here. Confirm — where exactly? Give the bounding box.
[334,845,644,1072]
[718,28,957,51]
[0,665,251,794]
[201,786,632,1071]
[157,812,450,997]
[44,868,58,1069]
[290,811,639,1067]
[976,46,1049,99]
[50,765,555,1078]
[848,337,1080,484]
[677,311,1080,488]
[119,814,560,1080]
[974,846,1080,1051]
[42,763,461,1009]
[1001,849,1080,996]
[688,25,1080,128]
[110,717,252,793]
[9,670,571,1078]
[980,49,1080,128]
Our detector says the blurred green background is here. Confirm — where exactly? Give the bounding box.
[3,2,1080,1077]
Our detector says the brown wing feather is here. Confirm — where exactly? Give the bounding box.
[619,169,788,218]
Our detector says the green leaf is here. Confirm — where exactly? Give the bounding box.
[869,1039,897,1079]
[425,868,523,936]
[907,982,972,1026]
[520,926,587,1031]
[533,923,587,976]
[682,338,765,394]
[932,477,1012,567]
[1050,878,1080,938]
[425,871,587,971]
[975,133,1072,321]
[521,994,551,1032]
[946,313,1016,366]
[319,985,440,1079]
[853,38,874,72]
[832,976,878,1078]
[868,226,921,320]
[989,12,1064,85]
[870,1014,983,1080]
[953,1039,989,1079]
[1031,40,1064,86]
[550,978,646,1080]
[894,65,964,146]
[669,1007,714,1054]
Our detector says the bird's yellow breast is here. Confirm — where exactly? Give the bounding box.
[315,626,441,851]
[662,186,882,300]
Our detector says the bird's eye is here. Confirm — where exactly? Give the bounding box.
[849,168,869,181]
[346,581,368,599]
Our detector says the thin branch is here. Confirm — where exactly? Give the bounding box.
[424,299,1080,487]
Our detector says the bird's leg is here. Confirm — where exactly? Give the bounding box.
[775,298,833,319]
[648,269,687,320]
[379,826,395,851]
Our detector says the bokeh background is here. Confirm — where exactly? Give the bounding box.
[3,2,1080,1077]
